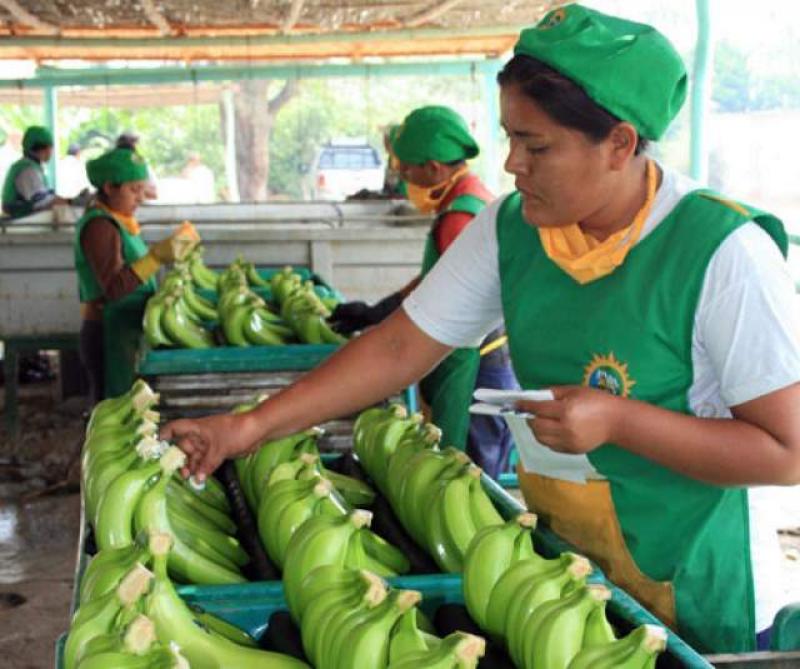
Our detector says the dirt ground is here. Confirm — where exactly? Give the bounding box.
[0,384,798,668]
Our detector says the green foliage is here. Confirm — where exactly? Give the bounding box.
[713,41,800,113]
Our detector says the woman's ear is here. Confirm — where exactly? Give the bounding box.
[608,122,639,170]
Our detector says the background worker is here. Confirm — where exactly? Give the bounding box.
[162,7,800,652]
[2,126,70,218]
[332,106,519,478]
[75,147,197,402]
[115,130,159,201]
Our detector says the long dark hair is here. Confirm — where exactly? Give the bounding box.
[497,55,648,154]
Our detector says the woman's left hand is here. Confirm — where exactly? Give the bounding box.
[518,385,622,454]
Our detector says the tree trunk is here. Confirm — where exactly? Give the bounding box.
[232,78,298,202]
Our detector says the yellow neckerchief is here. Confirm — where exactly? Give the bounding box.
[97,201,140,236]
[538,159,657,284]
[406,165,470,214]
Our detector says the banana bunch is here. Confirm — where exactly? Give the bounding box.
[468,538,645,669]
[143,534,311,669]
[143,268,217,349]
[352,404,504,573]
[256,455,349,567]
[184,246,220,291]
[73,530,273,668]
[235,423,375,512]
[462,513,540,630]
[217,267,296,347]
[271,267,347,345]
[295,565,485,669]
[387,630,486,669]
[75,614,189,669]
[81,380,161,524]
[282,510,410,617]
[65,562,155,669]
[567,623,668,669]
[130,448,248,585]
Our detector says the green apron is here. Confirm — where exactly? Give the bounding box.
[2,157,46,217]
[418,192,487,450]
[496,188,786,653]
[74,207,156,398]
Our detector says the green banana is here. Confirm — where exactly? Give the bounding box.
[243,305,291,346]
[165,478,237,534]
[332,589,421,669]
[64,564,154,669]
[387,607,441,663]
[143,295,174,348]
[77,646,187,669]
[189,605,259,649]
[174,471,231,513]
[385,423,441,505]
[567,624,667,669]
[484,552,590,643]
[133,465,246,585]
[87,380,158,434]
[505,557,594,665]
[319,466,376,507]
[160,296,214,349]
[79,537,152,605]
[183,284,218,321]
[304,573,387,668]
[522,584,611,669]
[292,565,371,623]
[94,447,185,551]
[358,529,411,575]
[397,448,470,545]
[222,303,254,347]
[582,602,617,648]
[282,510,373,616]
[387,631,486,669]
[462,512,538,629]
[144,545,309,668]
[79,613,156,659]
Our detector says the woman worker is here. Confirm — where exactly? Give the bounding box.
[163,6,800,652]
[330,106,519,478]
[75,147,196,402]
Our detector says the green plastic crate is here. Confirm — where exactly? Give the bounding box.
[138,343,340,376]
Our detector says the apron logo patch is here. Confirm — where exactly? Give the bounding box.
[582,352,635,397]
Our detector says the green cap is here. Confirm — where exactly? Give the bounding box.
[513,4,687,140]
[392,106,479,165]
[22,126,54,152]
[86,148,149,188]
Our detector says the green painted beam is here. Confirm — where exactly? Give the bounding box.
[43,85,58,189]
[690,0,714,182]
[0,59,501,90]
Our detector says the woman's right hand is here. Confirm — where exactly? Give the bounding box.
[160,412,257,480]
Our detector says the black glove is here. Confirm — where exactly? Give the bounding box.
[328,292,404,335]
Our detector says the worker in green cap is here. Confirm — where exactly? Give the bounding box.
[329,105,519,478]
[75,147,199,401]
[162,6,799,653]
[2,125,70,218]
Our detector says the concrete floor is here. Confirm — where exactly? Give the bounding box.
[0,493,79,669]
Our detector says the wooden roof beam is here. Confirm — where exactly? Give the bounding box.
[281,0,305,34]
[403,0,466,28]
[138,0,177,37]
[0,0,58,35]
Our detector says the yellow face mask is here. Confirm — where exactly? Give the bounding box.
[406,165,469,214]
[537,160,657,284]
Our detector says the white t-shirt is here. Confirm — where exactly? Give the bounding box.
[404,165,800,631]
